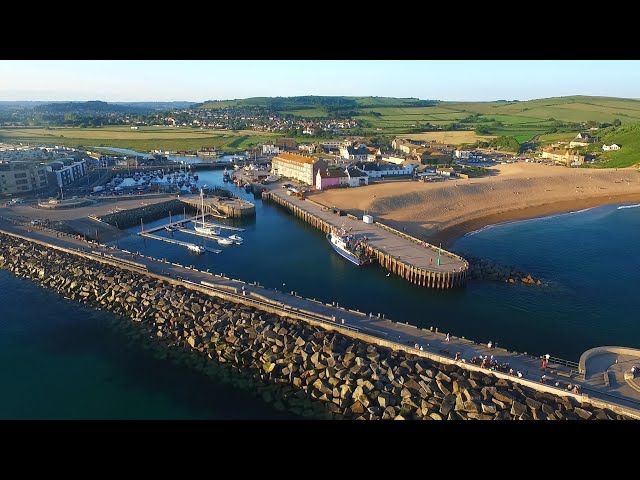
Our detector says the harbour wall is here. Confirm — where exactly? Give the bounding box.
[97,199,197,229]
[0,230,634,420]
[180,196,256,219]
[263,192,468,290]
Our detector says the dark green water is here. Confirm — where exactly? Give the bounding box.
[0,270,293,419]
[2,166,639,418]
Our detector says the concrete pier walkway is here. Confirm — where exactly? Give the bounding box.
[266,189,468,289]
[1,217,639,415]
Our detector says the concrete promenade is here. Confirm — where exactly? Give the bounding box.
[1,218,639,416]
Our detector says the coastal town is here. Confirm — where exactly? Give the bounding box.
[2,59,640,421]
[0,126,629,200]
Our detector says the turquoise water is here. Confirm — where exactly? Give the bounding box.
[3,164,639,417]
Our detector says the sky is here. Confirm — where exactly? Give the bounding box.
[1,60,639,103]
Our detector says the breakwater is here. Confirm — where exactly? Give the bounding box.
[97,199,197,229]
[0,232,631,420]
[264,191,468,289]
[466,255,544,285]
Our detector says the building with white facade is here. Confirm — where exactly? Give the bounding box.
[46,158,87,187]
[262,144,282,155]
[602,144,621,151]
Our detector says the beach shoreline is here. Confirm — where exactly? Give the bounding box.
[311,163,640,251]
[424,193,640,249]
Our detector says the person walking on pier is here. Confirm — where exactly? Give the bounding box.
[487,340,492,349]
[445,333,450,342]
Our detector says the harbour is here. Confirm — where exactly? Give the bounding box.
[4,59,640,421]
[1,223,639,419]
[1,167,639,420]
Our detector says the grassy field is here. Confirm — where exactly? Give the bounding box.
[394,131,495,145]
[4,96,640,159]
[536,132,579,144]
[0,126,282,152]
[189,96,640,146]
[592,123,640,168]
[357,96,640,139]
[281,108,329,118]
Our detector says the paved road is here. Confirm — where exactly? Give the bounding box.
[1,217,639,413]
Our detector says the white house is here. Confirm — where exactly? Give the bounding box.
[340,145,369,161]
[602,144,621,151]
[356,161,414,178]
[262,144,281,155]
[341,167,369,187]
[569,132,598,148]
[436,167,456,177]
[298,143,316,154]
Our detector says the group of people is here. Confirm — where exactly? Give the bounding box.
[469,355,512,373]
[564,383,581,394]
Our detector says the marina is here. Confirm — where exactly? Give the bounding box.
[138,232,222,254]
[139,216,242,247]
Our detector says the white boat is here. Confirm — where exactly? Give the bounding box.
[165,211,177,232]
[187,244,205,254]
[217,237,234,246]
[194,225,220,236]
[327,228,372,266]
[229,234,243,243]
[194,189,221,236]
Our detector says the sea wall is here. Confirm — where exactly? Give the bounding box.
[97,199,197,229]
[0,233,631,420]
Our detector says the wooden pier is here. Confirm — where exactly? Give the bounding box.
[142,216,199,234]
[138,232,221,254]
[174,226,237,244]
[139,215,241,246]
[192,221,244,232]
[264,190,469,289]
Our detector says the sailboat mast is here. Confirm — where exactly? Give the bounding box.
[201,189,205,227]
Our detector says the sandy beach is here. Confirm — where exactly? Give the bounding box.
[311,163,640,248]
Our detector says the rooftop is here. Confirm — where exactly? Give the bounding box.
[273,152,319,165]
